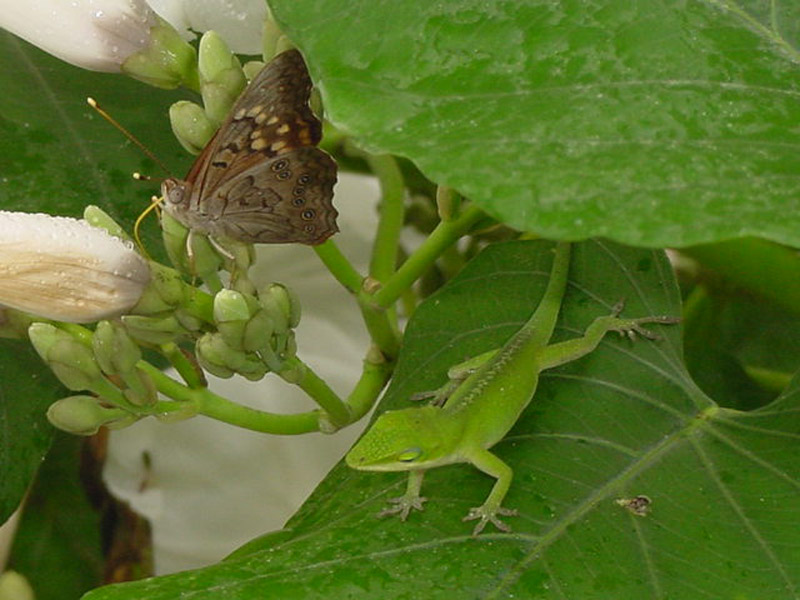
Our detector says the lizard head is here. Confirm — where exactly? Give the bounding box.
[345,405,459,472]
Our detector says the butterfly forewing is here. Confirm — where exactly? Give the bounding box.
[162,49,338,245]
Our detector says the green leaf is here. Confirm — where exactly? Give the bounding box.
[0,30,189,247]
[8,433,104,600]
[0,32,187,522]
[80,240,800,598]
[272,0,800,247]
[0,340,60,523]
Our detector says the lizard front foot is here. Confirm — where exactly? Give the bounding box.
[378,494,428,521]
[462,504,518,536]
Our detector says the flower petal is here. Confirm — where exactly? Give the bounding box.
[147,0,266,55]
[0,211,150,323]
[0,0,158,72]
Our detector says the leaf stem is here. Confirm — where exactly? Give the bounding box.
[372,204,486,309]
[138,361,320,434]
[314,239,363,295]
[279,356,351,427]
[366,153,406,283]
[159,342,205,388]
[345,345,394,422]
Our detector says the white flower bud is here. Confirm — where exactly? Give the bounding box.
[0,0,160,72]
[0,211,150,323]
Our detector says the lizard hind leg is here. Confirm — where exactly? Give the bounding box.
[409,379,460,407]
[608,299,680,341]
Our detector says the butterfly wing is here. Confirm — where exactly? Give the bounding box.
[211,146,338,244]
[170,49,338,245]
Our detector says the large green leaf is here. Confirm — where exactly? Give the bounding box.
[272,0,800,248]
[0,31,187,523]
[0,340,60,523]
[81,240,800,598]
[8,433,104,600]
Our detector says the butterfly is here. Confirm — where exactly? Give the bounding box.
[161,49,338,246]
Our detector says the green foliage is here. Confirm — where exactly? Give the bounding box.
[273,0,800,247]
[81,241,800,599]
[8,434,103,600]
[0,32,186,523]
[0,1,799,598]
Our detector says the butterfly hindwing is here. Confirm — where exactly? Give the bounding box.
[212,147,338,245]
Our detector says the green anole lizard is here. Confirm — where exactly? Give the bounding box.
[346,242,678,535]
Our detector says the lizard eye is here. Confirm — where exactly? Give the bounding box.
[398,447,422,462]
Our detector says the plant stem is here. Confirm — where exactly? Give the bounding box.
[366,153,406,283]
[138,361,320,434]
[193,389,320,434]
[345,345,394,422]
[160,342,205,388]
[358,298,402,360]
[372,204,486,309]
[279,356,351,427]
[314,240,363,295]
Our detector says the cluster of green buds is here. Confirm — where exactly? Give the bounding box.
[10,205,306,436]
[198,283,301,380]
[122,258,212,344]
[167,26,294,156]
[169,31,252,154]
[29,321,154,435]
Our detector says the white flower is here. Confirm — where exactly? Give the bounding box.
[147,0,266,55]
[0,211,150,323]
[0,0,159,72]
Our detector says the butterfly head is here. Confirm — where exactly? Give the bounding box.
[161,178,188,210]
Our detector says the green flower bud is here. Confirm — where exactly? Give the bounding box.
[271,283,302,328]
[47,395,129,436]
[258,283,299,336]
[196,332,238,378]
[169,100,216,155]
[131,261,188,315]
[29,323,103,391]
[160,212,225,279]
[93,321,141,376]
[83,205,132,242]
[237,356,269,381]
[121,18,199,90]
[242,309,275,353]
[214,289,253,322]
[27,321,58,355]
[214,289,252,351]
[174,309,204,333]
[121,368,158,407]
[198,31,246,125]
[122,314,187,345]
[0,571,34,600]
[242,60,265,82]
[261,12,282,61]
[160,210,191,271]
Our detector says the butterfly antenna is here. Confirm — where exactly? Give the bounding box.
[133,195,164,260]
[87,97,172,177]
